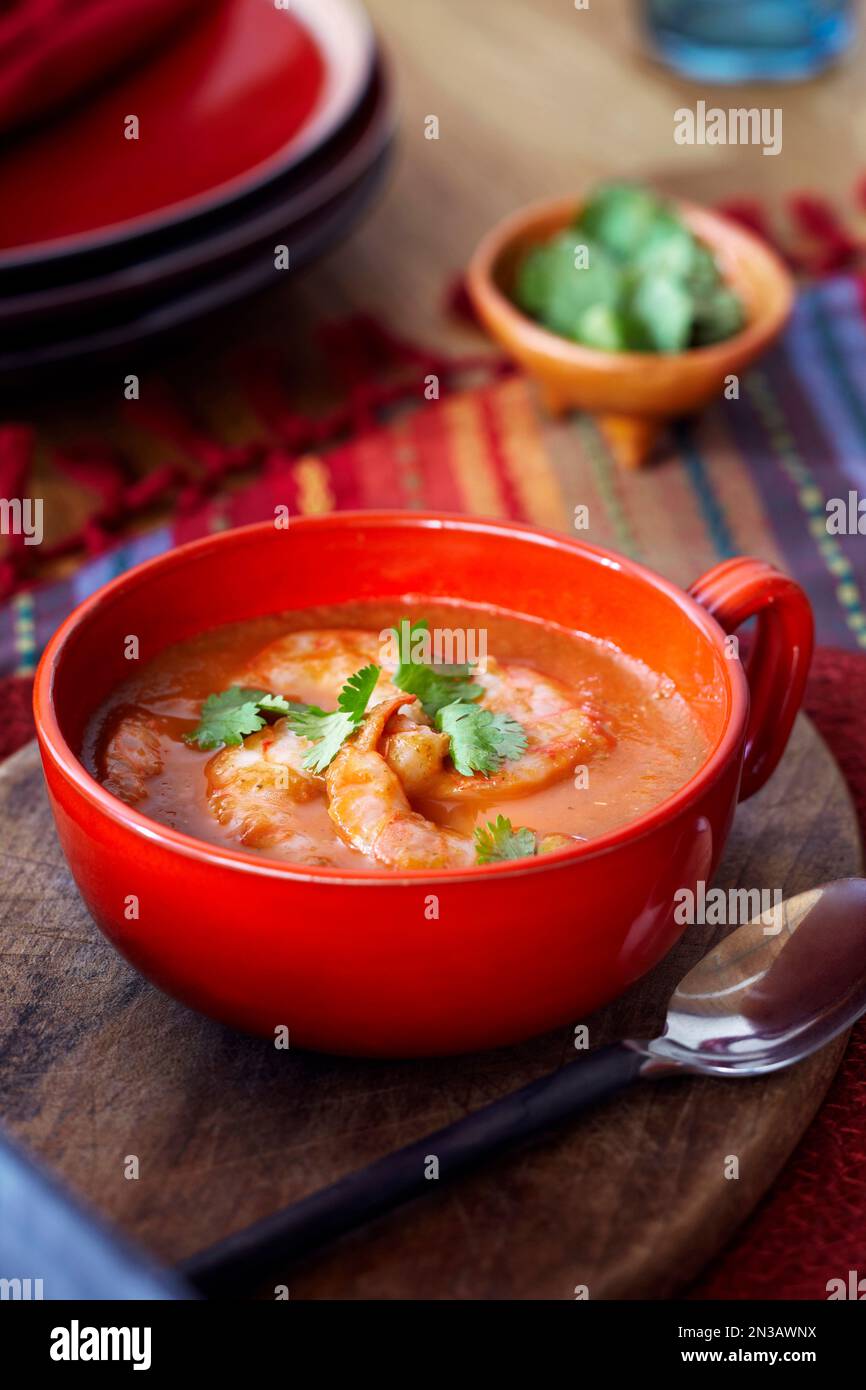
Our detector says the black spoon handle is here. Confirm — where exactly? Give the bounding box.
[182,1042,646,1298]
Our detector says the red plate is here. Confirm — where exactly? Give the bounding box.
[0,60,393,325]
[0,0,374,266]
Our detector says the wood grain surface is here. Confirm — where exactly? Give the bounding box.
[0,713,860,1299]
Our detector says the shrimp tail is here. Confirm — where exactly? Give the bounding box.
[325,694,474,869]
[354,693,417,751]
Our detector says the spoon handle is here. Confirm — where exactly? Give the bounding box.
[182,1043,646,1298]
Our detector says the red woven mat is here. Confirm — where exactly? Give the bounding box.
[4,646,865,1300]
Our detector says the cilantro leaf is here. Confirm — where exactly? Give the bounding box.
[258,693,295,715]
[285,708,357,774]
[184,687,297,750]
[285,663,381,773]
[403,667,484,720]
[187,666,382,772]
[474,816,537,864]
[392,619,483,718]
[436,701,527,777]
[336,664,381,719]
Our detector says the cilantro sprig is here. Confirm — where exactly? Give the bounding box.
[184,688,298,751]
[436,702,527,777]
[184,665,381,773]
[391,619,483,718]
[188,613,533,787]
[284,664,381,773]
[473,818,575,865]
[390,617,528,777]
[474,816,538,864]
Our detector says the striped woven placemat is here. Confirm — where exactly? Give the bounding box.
[2,276,865,676]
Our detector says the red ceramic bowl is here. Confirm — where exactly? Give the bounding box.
[33,514,813,1056]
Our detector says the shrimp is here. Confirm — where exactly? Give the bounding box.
[205,718,331,861]
[204,628,431,864]
[326,697,581,868]
[381,712,451,798]
[326,695,476,870]
[385,659,610,803]
[98,707,165,804]
[236,629,402,707]
[537,833,583,854]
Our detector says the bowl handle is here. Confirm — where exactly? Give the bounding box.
[689,558,814,801]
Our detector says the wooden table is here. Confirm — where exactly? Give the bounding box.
[13,0,866,526]
[0,718,861,1300]
[300,0,866,352]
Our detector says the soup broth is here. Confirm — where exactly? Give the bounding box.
[85,598,711,871]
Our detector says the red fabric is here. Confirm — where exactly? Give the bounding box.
[4,645,865,1297]
[0,423,33,598]
[788,192,861,275]
[445,272,483,328]
[0,0,209,137]
[0,321,514,602]
[717,188,866,277]
[716,197,792,265]
[0,670,33,758]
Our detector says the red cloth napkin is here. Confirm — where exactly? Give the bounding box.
[0,0,209,137]
[4,648,866,1299]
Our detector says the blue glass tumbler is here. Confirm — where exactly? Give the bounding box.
[643,0,855,83]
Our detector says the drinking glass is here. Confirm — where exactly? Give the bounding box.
[643,0,855,82]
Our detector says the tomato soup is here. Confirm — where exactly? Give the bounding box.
[85,599,710,872]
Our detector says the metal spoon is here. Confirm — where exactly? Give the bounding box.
[183,877,866,1297]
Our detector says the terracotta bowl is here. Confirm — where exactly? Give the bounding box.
[33,513,813,1056]
[466,196,795,468]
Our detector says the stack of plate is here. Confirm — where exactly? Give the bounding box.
[0,0,393,378]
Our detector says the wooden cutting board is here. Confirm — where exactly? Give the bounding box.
[0,716,861,1300]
